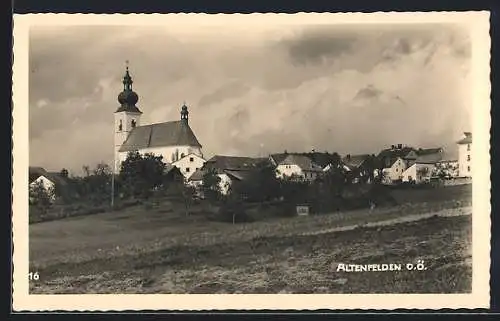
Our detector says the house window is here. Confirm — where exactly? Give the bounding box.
[185,167,190,173]
[467,155,470,161]
[467,166,470,172]
[190,157,194,162]
[467,144,470,151]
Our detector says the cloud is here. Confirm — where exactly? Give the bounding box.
[28,23,472,175]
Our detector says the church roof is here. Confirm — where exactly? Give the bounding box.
[119,120,202,152]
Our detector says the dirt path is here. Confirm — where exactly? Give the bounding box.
[301,206,471,236]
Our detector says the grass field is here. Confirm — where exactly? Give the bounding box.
[29,184,472,294]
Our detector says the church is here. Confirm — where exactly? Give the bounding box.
[113,65,206,179]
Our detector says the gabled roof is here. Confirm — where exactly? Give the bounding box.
[457,132,472,145]
[172,152,205,165]
[204,155,266,171]
[119,121,202,152]
[342,154,371,169]
[377,146,416,168]
[29,167,69,186]
[415,147,443,164]
[278,154,323,172]
[223,169,253,181]
[269,153,289,165]
[188,168,205,181]
[29,166,48,184]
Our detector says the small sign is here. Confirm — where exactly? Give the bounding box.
[296,205,309,216]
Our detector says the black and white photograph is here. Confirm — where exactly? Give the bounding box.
[12,12,491,310]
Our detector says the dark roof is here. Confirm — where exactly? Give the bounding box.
[223,169,253,181]
[29,166,48,183]
[279,154,323,172]
[457,132,472,144]
[204,155,266,171]
[270,153,289,165]
[271,152,338,168]
[119,121,202,152]
[377,146,417,168]
[342,154,371,169]
[188,168,205,181]
[29,167,69,186]
[416,147,443,155]
[415,148,443,164]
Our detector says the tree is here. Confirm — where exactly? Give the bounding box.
[169,182,196,216]
[232,162,281,203]
[202,168,222,202]
[119,151,166,199]
[29,180,53,214]
[60,168,69,178]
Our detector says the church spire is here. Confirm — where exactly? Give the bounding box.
[116,61,142,114]
[180,102,189,125]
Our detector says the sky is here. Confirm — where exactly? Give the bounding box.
[29,22,472,175]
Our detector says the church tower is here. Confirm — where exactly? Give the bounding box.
[114,63,142,173]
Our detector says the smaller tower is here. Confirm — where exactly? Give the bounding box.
[180,102,189,125]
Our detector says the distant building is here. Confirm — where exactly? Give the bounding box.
[29,167,69,201]
[275,154,323,182]
[200,155,266,195]
[341,154,372,183]
[456,132,472,178]
[113,65,205,178]
[401,148,444,183]
[376,144,418,184]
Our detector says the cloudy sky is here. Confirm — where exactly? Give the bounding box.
[29,22,472,175]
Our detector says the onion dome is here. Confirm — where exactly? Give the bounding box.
[115,65,142,114]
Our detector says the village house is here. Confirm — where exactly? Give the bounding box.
[275,154,324,182]
[376,144,418,184]
[29,167,69,202]
[456,132,472,178]
[401,148,444,183]
[113,65,206,179]
[189,155,266,195]
[341,154,373,183]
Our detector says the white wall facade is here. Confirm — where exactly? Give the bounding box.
[276,164,303,179]
[114,111,142,173]
[383,157,407,182]
[172,153,206,180]
[29,176,56,200]
[117,145,204,172]
[402,163,435,183]
[458,143,472,178]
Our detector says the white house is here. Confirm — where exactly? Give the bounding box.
[275,154,323,182]
[29,167,68,201]
[377,145,418,184]
[113,65,203,174]
[457,132,472,178]
[401,148,444,183]
[171,153,206,180]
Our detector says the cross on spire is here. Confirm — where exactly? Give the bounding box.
[125,59,129,71]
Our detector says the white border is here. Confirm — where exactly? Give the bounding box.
[12,12,491,311]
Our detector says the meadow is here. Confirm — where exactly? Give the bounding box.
[29,184,472,294]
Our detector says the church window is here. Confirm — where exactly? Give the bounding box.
[467,155,470,161]
[186,167,190,173]
[467,144,470,151]
[118,119,123,131]
[190,157,194,162]
[131,119,136,128]
[467,166,471,172]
